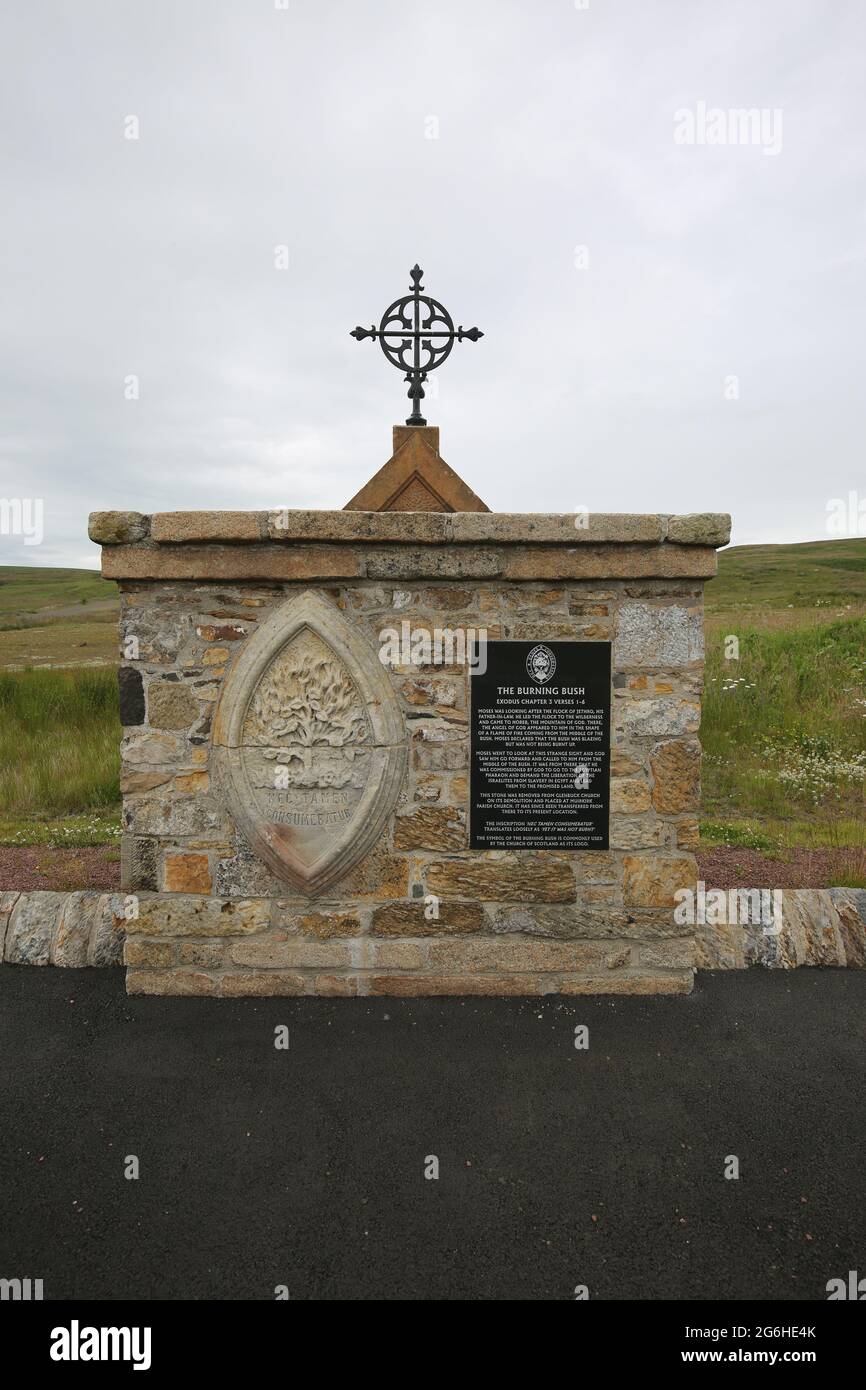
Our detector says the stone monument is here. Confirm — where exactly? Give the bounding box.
[89,266,730,997]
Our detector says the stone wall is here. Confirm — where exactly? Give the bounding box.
[6,888,864,977]
[89,508,731,997]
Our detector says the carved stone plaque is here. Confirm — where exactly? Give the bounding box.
[212,592,406,895]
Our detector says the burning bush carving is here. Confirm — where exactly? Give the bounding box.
[249,650,368,783]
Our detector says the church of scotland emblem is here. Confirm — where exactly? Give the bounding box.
[526,644,556,684]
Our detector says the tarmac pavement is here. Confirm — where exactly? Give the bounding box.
[1,966,863,1301]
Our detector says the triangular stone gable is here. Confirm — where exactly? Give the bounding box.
[344,426,489,513]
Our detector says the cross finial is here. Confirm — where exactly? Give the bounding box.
[351,265,484,426]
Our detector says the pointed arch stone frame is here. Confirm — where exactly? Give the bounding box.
[211,591,407,897]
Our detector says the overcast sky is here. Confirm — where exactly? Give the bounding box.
[1,0,864,569]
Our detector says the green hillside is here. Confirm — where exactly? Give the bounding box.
[0,565,111,613]
[706,537,866,617]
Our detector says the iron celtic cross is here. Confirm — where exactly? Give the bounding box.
[350,264,483,426]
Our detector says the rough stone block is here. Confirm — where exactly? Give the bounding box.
[229,939,350,969]
[276,910,363,940]
[127,969,217,996]
[164,852,212,893]
[90,896,127,965]
[610,778,652,813]
[453,514,662,544]
[121,836,159,892]
[134,895,270,937]
[829,888,866,968]
[616,698,701,737]
[267,509,450,544]
[393,805,466,851]
[5,894,64,965]
[177,940,225,967]
[0,890,20,959]
[369,941,426,969]
[147,681,199,730]
[623,854,696,907]
[426,936,628,973]
[425,855,575,903]
[52,892,103,967]
[638,938,695,970]
[368,973,544,996]
[615,604,703,668]
[557,971,693,995]
[121,731,182,766]
[487,903,631,937]
[220,971,306,996]
[118,667,145,725]
[651,739,701,813]
[371,901,484,936]
[88,510,149,544]
[125,939,175,967]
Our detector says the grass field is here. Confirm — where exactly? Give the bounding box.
[703,538,866,869]
[0,666,121,845]
[0,544,864,861]
[0,565,118,669]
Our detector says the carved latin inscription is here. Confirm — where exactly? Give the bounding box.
[212,593,406,895]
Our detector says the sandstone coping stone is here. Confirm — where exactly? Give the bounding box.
[363,547,504,579]
[88,510,150,544]
[450,514,665,544]
[666,514,731,546]
[92,510,730,548]
[151,511,266,543]
[502,545,718,581]
[101,543,364,582]
[99,539,720,582]
[268,510,451,543]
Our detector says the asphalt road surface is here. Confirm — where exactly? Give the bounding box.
[1,967,863,1301]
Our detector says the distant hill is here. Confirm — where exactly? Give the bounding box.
[706,538,866,616]
[0,566,112,613]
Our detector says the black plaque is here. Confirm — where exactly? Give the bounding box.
[470,640,611,851]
